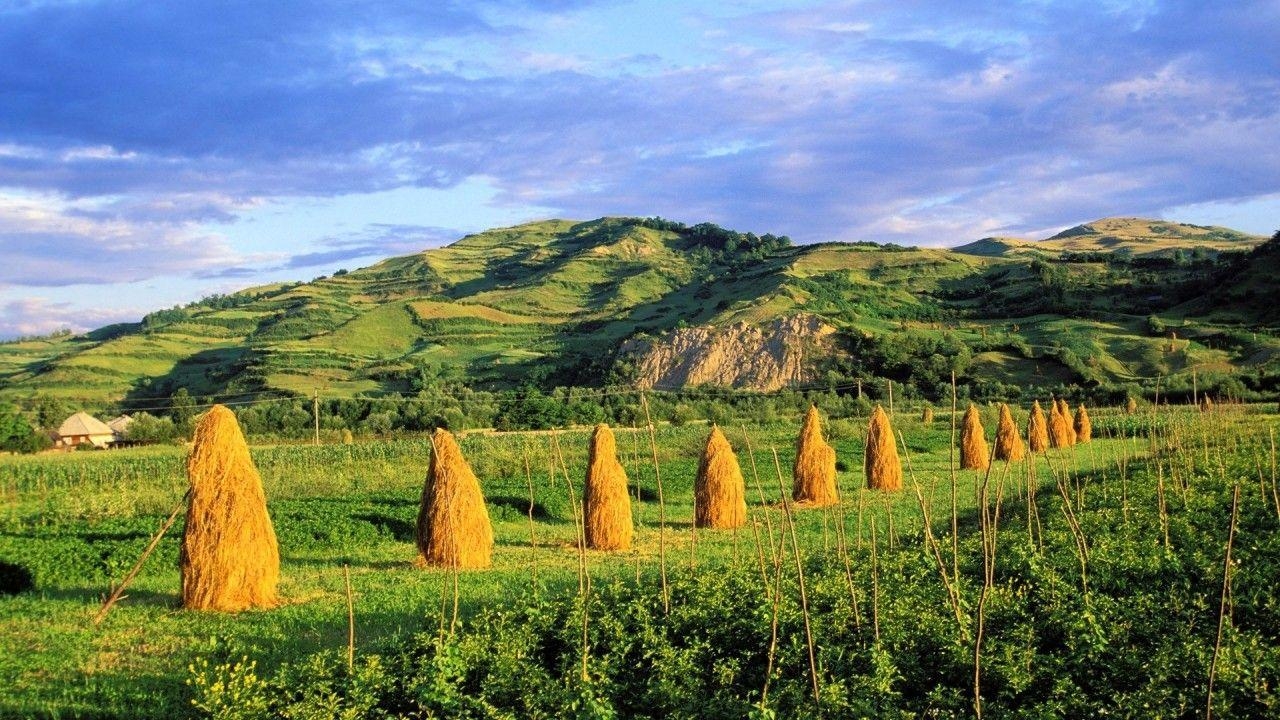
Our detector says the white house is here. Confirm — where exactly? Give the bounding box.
[55,412,116,449]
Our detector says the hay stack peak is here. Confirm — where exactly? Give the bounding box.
[792,405,838,506]
[960,404,990,470]
[994,403,1025,462]
[417,428,494,568]
[695,425,747,529]
[1074,404,1092,443]
[181,404,280,612]
[864,405,902,491]
[583,423,634,549]
[1028,400,1049,453]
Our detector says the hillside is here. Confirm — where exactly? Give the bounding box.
[0,216,1276,411]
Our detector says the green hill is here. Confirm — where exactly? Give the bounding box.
[0,216,1275,411]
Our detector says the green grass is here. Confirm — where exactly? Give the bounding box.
[0,401,1222,718]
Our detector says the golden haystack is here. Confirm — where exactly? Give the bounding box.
[993,403,1025,462]
[416,428,494,568]
[960,404,990,470]
[180,405,280,612]
[792,405,838,506]
[1057,398,1078,445]
[864,405,902,491]
[1048,398,1073,448]
[921,406,934,423]
[1074,404,1092,443]
[694,425,747,528]
[1200,395,1214,412]
[1028,400,1049,453]
[583,424,634,549]
[1126,396,1139,415]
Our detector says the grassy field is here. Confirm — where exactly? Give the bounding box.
[4,401,1276,717]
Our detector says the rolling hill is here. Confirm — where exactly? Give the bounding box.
[1,216,1276,410]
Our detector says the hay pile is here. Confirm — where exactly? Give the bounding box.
[1200,396,1214,413]
[1074,404,1092,443]
[792,405,838,506]
[1057,398,1078,445]
[417,428,494,568]
[994,403,1025,462]
[181,405,279,612]
[1048,398,1073,448]
[921,406,934,424]
[864,405,902,491]
[1028,401,1049,453]
[584,424,634,549]
[694,425,747,529]
[1126,396,1139,415]
[960,404,990,470]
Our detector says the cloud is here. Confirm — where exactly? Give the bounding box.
[0,0,1274,252]
[0,297,143,338]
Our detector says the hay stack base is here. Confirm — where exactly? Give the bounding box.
[417,428,494,568]
[792,405,838,506]
[181,405,280,612]
[695,426,747,528]
[960,404,990,470]
[865,405,902,491]
[584,424,634,549]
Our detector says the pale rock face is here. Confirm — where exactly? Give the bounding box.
[618,314,836,391]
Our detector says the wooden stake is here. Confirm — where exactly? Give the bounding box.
[94,490,189,626]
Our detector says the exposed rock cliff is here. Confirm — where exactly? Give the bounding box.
[618,315,837,392]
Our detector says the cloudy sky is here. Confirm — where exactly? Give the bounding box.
[1,0,1277,338]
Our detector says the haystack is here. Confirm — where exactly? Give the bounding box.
[960,404,990,470]
[921,406,934,424]
[181,405,279,611]
[417,428,493,568]
[864,405,902,491]
[1048,398,1072,449]
[1200,395,1214,413]
[993,403,1025,462]
[1028,401,1049,453]
[1057,398,1078,445]
[694,425,747,528]
[583,424,634,549]
[792,405,838,506]
[1126,396,1139,415]
[1074,404,1092,443]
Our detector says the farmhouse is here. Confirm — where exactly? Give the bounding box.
[54,412,116,449]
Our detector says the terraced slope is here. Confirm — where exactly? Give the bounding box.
[0,216,1274,406]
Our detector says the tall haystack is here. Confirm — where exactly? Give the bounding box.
[864,405,902,491]
[1057,398,1078,445]
[1200,395,1214,413]
[1126,396,1139,415]
[1074,404,1092,443]
[960,404,990,470]
[417,428,494,568]
[695,425,747,528]
[181,405,279,611]
[1028,400,1049,453]
[921,406,934,424]
[993,403,1025,462]
[1048,398,1073,448]
[583,424,634,549]
[792,405,838,506]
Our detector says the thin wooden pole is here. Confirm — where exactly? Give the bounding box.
[94,490,190,625]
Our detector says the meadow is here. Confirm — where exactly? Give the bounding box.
[1,401,1278,718]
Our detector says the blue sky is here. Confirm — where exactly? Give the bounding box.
[1,0,1277,338]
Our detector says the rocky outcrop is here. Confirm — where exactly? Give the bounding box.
[618,314,837,392]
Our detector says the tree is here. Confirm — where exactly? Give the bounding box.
[32,393,67,430]
[0,403,48,453]
[169,388,197,434]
